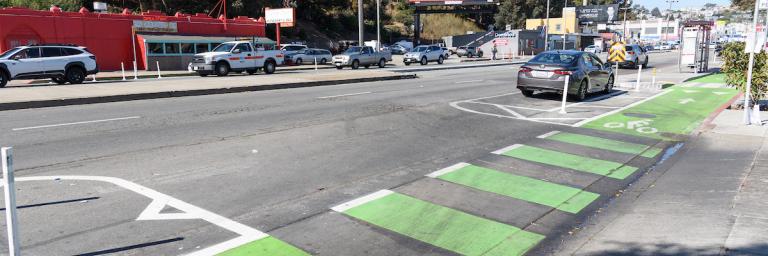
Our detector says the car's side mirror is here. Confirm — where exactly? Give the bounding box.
[232,49,242,54]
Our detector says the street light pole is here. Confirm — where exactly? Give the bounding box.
[564,0,568,50]
[377,0,381,50]
[358,0,364,45]
[744,0,762,124]
[544,0,551,51]
[622,0,628,42]
[665,0,678,42]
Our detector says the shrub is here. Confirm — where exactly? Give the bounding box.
[721,42,768,102]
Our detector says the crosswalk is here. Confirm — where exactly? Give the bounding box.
[280,129,666,256]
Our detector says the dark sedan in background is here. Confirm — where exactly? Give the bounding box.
[517,50,615,101]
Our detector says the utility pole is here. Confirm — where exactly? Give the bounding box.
[377,0,381,50]
[358,0,364,45]
[564,0,568,50]
[622,0,629,42]
[544,0,551,51]
[744,0,762,124]
[665,0,678,42]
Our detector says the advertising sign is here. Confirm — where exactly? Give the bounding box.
[408,0,498,6]
[132,20,178,33]
[576,4,620,23]
[265,8,295,27]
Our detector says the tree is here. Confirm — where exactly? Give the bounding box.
[721,42,768,104]
[651,7,662,17]
[732,0,753,10]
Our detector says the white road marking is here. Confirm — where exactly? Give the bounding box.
[572,89,673,127]
[9,176,267,255]
[449,101,573,126]
[529,117,588,120]
[546,90,626,111]
[331,190,394,213]
[426,162,470,178]
[12,116,141,131]
[536,131,561,139]
[491,144,524,155]
[495,105,526,119]
[454,80,484,84]
[137,198,200,221]
[317,91,372,99]
[467,101,551,112]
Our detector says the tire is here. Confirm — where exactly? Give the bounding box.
[65,67,86,84]
[0,71,8,88]
[320,58,327,64]
[573,80,588,101]
[420,57,427,65]
[52,77,67,85]
[215,62,230,76]
[642,57,648,68]
[437,56,444,65]
[604,75,614,94]
[264,61,276,74]
[378,58,386,68]
[296,58,303,65]
[520,89,534,97]
[351,60,360,69]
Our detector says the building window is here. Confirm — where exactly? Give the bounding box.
[165,43,180,54]
[181,43,194,54]
[148,43,164,54]
[195,43,209,53]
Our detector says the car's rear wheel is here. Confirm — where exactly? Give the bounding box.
[52,77,67,85]
[65,67,86,84]
[215,62,230,76]
[573,80,588,101]
[320,58,327,64]
[0,71,8,88]
[378,58,386,68]
[642,57,649,68]
[520,89,534,97]
[296,58,303,65]
[437,56,444,64]
[604,75,614,94]
[420,57,428,65]
[264,61,276,74]
[351,60,360,69]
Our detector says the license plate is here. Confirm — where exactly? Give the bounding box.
[531,71,550,78]
[193,66,200,71]
[335,63,342,66]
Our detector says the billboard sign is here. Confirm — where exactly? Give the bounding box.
[265,8,295,27]
[132,20,178,33]
[408,0,498,6]
[576,4,620,23]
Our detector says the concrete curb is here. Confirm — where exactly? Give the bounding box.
[390,61,525,73]
[0,74,418,111]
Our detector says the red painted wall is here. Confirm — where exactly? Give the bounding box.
[0,7,266,70]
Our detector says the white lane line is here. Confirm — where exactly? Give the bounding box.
[572,89,673,127]
[467,101,551,112]
[460,91,522,101]
[331,190,394,213]
[537,131,561,139]
[455,80,484,84]
[448,101,573,126]
[529,117,588,120]
[491,144,524,155]
[185,235,267,256]
[317,91,372,99]
[495,105,526,119]
[546,90,627,111]
[12,116,141,131]
[426,162,470,178]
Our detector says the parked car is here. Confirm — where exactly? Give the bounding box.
[456,46,483,58]
[618,44,649,68]
[280,44,309,55]
[517,50,614,101]
[0,44,98,87]
[584,45,602,54]
[441,47,451,59]
[390,44,409,54]
[643,45,655,52]
[189,41,284,76]
[659,44,672,50]
[403,45,445,66]
[332,46,392,69]
[286,49,333,65]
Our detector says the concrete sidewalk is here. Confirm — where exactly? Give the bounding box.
[556,108,768,255]
[0,70,416,111]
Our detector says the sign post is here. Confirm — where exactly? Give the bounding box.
[265,8,296,47]
[744,0,764,125]
[609,40,626,88]
[2,147,20,256]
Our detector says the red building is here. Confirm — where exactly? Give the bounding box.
[0,7,267,71]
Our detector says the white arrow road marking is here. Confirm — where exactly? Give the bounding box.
[6,176,268,256]
[626,119,652,130]
[679,98,695,104]
[713,91,729,95]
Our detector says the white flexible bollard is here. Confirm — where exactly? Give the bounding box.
[559,75,570,114]
[121,62,126,81]
[133,61,138,80]
[156,61,162,79]
[314,56,318,72]
[652,68,657,89]
[2,147,19,256]
[635,65,642,92]
[92,72,97,82]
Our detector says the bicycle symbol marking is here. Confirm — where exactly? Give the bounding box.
[603,119,658,134]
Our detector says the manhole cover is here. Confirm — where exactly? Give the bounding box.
[623,113,656,118]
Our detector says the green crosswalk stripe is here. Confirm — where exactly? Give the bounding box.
[436,164,599,214]
[499,145,638,180]
[544,132,662,158]
[340,192,545,256]
[217,236,309,256]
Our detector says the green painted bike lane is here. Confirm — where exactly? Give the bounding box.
[581,86,737,140]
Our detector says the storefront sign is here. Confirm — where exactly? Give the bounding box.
[132,20,178,33]
[265,8,295,27]
[576,4,619,23]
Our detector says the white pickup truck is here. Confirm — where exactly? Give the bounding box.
[189,41,284,76]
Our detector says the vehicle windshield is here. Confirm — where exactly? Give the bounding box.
[413,47,428,52]
[211,43,236,52]
[530,53,578,64]
[344,47,362,53]
[0,47,21,59]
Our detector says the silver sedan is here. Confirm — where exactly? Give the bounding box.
[517,50,615,101]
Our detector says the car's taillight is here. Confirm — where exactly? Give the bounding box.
[553,70,572,75]
[519,67,532,73]
[627,51,634,55]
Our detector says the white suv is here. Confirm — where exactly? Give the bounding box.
[0,44,98,88]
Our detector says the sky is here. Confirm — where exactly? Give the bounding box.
[632,0,731,10]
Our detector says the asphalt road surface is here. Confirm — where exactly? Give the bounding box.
[0,51,686,255]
